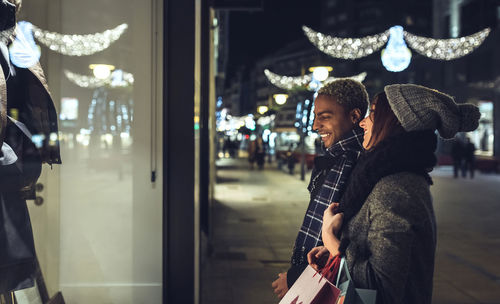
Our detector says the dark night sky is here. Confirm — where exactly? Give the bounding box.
[226,0,322,81]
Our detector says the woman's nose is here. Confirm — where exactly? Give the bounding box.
[359,117,366,128]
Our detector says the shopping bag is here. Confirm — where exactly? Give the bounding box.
[279,265,341,304]
[335,257,377,304]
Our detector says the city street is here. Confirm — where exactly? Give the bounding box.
[202,157,500,304]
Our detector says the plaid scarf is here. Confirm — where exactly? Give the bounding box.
[291,127,364,265]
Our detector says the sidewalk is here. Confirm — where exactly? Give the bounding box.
[201,158,500,304]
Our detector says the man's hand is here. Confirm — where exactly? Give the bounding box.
[307,246,330,271]
[271,272,288,299]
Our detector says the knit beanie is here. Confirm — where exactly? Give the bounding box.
[384,84,480,139]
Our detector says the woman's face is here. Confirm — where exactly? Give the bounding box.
[359,104,375,150]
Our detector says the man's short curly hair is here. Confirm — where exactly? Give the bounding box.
[317,79,369,118]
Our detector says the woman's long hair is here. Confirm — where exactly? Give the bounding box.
[367,91,405,149]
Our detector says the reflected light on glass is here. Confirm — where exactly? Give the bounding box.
[9,108,19,121]
[31,134,45,148]
[89,64,115,79]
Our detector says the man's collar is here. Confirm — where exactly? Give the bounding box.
[325,126,364,156]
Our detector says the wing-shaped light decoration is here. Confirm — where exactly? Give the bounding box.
[65,70,107,88]
[304,25,491,72]
[324,72,367,84]
[64,69,134,88]
[403,28,491,60]
[32,23,128,56]
[264,69,367,91]
[303,26,390,59]
[264,69,312,90]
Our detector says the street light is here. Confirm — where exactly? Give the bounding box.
[257,105,269,115]
[273,94,288,105]
[308,66,333,82]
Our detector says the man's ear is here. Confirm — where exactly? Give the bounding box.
[350,109,362,124]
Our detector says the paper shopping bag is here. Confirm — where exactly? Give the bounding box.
[335,258,377,304]
[279,265,341,304]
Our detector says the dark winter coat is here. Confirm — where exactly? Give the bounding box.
[338,130,437,304]
[0,21,60,293]
[1,27,61,165]
[342,173,436,304]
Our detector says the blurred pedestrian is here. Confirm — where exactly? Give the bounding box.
[480,129,488,151]
[230,139,238,158]
[286,144,296,175]
[463,137,476,178]
[308,85,480,304]
[255,137,265,169]
[272,79,369,298]
[222,136,229,157]
[247,138,256,169]
[451,137,464,178]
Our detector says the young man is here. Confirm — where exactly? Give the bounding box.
[272,79,369,298]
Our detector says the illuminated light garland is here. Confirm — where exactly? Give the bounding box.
[264,69,367,90]
[303,25,491,71]
[31,23,128,56]
[303,26,390,59]
[324,72,367,84]
[403,28,491,60]
[264,69,312,90]
[64,69,134,88]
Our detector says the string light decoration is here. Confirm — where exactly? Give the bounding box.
[325,72,367,84]
[403,28,491,60]
[64,69,134,88]
[303,25,491,72]
[303,26,390,59]
[264,69,367,91]
[31,23,128,56]
[264,69,312,90]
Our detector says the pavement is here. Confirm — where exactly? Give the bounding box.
[201,157,500,304]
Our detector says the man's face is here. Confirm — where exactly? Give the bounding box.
[312,95,356,148]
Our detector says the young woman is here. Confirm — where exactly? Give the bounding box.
[307,84,480,304]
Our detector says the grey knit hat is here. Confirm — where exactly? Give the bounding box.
[384,84,480,139]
